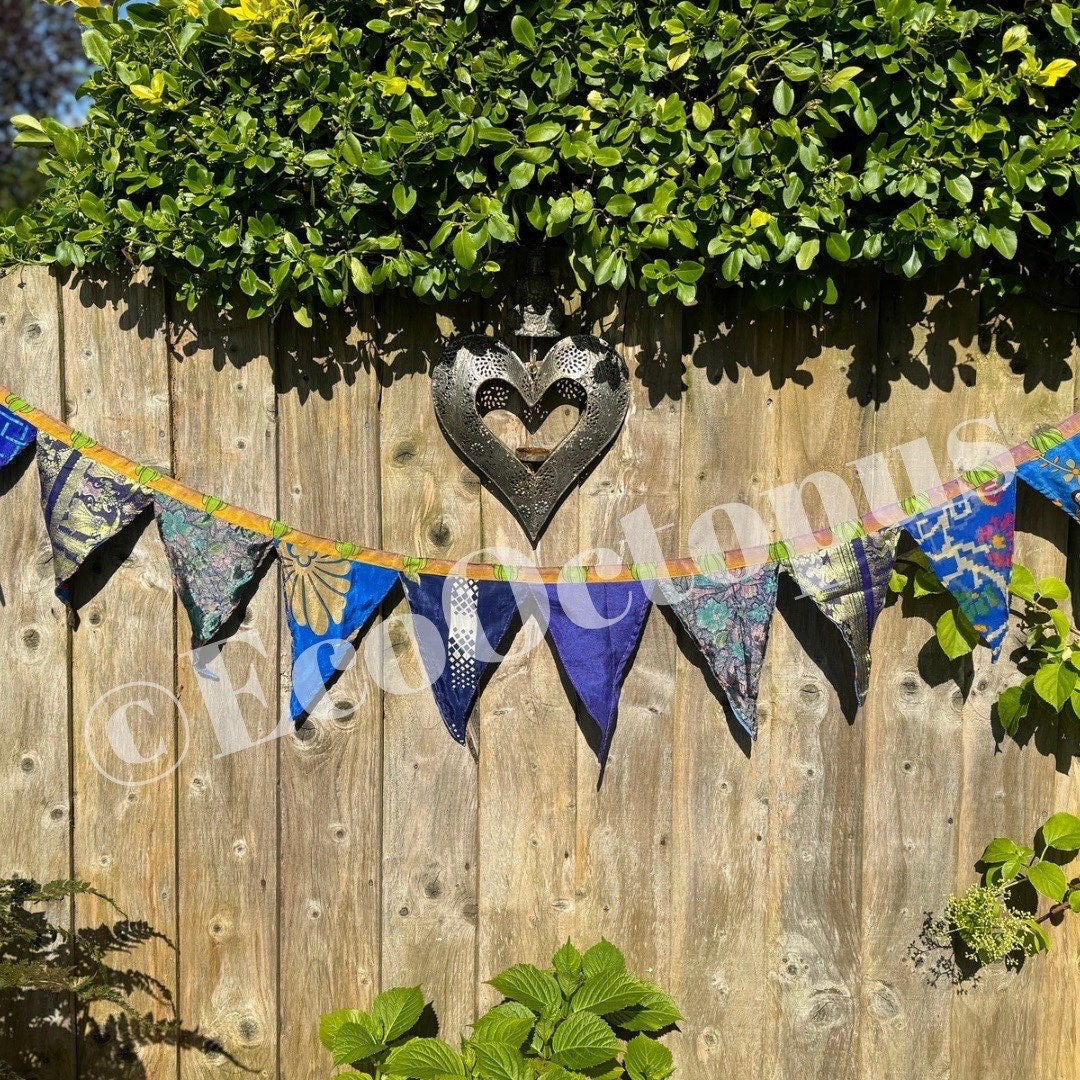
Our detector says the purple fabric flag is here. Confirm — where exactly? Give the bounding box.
[37,431,153,598]
[533,579,653,763]
[1018,432,1080,519]
[155,492,273,647]
[401,573,523,742]
[0,404,35,466]
[660,565,779,737]
[906,477,1017,659]
[279,542,398,721]
[786,528,901,704]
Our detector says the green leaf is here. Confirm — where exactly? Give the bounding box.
[1002,25,1028,53]
[624,1035,674,1080]
[1033,662,1077,710]
[82,28,111,67]
[471,1001,536,1047]
[553,941,583,979]
[606,194,635,217]
[452,229,478,269]
[1010,564,1037,602]
[795,238,819,270]
[470,1043,528,1080]
[1042,812,1080,851]
[825,233,850,261]
[510,14,536,51]
[691,102,714,130]
[935,608,979,659]
[488,964,562,1016]
[385,1038,466,1080]
[551,1012,620,1071]
[393,183,417,215]
[853,98,877,134]
[319,1008,367,1051]
[988,225,1018,259]
[981,837,1026,865]
[1070,890,1080,913]
[995,685,1028,735]
[571,971,646,1016]
[525,122,563,144]
[1037,576,1070,601]
[772,80,795,116]
[607,986,681,1032]
[302,149,334,169]
[79,192,108,224]
[371,986,425,1043]
[1021,917,1051,955]
[581,940,625,980]
[1028,860,1068,902]
[331,1019,386,1066]
[945,175,974,204]
[297,105,322,134]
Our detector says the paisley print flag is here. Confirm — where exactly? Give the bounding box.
[0,404,34,466]
[280,542,398,721]
[532,580,653,763]
[36,431,153,598]
[660,565,779,737]
[401,573,522,743]
[906,477,1017,659]
[786,528,901,704]
[1018,433,1080,520]
[155,492,273,646]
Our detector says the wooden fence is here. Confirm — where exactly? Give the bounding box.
[0,263,1078,1080]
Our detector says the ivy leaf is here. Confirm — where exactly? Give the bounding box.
[1041,812,1080,852]
[935,608,979,659]
[1033,662,1077,710]
[489,964,562,1016]
[371,986,425,1043]
[551,1012,620,1070]
[1027,860,1068,903]
[385,1039,466,1079]
[624,1035,674,1080]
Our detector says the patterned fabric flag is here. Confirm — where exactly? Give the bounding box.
[280,542,398,721]
[155,492,273,647]
[906,477,1017,659]
[786,528,901,705]
[533,579,653,763]
[37,431,153,597]
[401,573,522,743]
[0,404,35,466]
[660,565,779,737]
[1018,433,1080,519]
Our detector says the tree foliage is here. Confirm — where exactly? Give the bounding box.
[1,0,1079,322]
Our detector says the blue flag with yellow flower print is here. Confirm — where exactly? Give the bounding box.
[1018,432,1080,521]
[279,542,398,721]
[0,404,34,467]
[906,476,1017,659]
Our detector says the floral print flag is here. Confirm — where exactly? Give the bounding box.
[155,492,273,647]
[1018,433,1080,520]
[401,573,523,743]
[786,528,901,705]
[37,431,153,598]
[660,565,779,737]
[280,542,398,721]
[906,477,1017,659]
[0,404,34,467]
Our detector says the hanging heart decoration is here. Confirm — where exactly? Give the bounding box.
[432,335,630,545]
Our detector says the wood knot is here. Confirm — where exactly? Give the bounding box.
[21,627,41,649]
[427,520,452,548]
[392,441,417,466]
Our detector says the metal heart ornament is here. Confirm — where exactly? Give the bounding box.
[432,335,629,545]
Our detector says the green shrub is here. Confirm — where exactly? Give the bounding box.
[320,939,681,1079]
[2,0,1079,323]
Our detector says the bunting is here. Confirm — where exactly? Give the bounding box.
[155,492,273,646]
[906,476,1017,659]
[660,566,779,738]
[402,573,522,742]
[0,404,34,466]
[786,528,901,704]
[1017,432,1080,520]
[36,431,153,597]
[535,580,652,762]
[280,542,398,721]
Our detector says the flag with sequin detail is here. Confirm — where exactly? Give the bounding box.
[533,580,653,763]
[280,542,398,721]
[786,528,901,704]
[0,404,34,466]
[37,431,153,598]
[906,478,1017,659]
[155,492,273,647]
[660,565,779,737]
[1018,432,1080,520]
[401,573,522,742]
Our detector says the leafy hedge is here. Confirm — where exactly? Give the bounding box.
[2,0,1079,322]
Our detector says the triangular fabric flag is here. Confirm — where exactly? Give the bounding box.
[279,542,398,721]
[401,573,522,742]
[0,404,35,466]
[906,477,1017,659]
[37,431,153,597]
[534,580,653,762]
[1018,432,1080,519]
[155,492,273,647]
[786,528,901,704]
[659,564,779,737]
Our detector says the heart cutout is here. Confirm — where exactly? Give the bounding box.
[432,335,630,545]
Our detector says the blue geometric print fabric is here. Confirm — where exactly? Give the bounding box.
[0,404,35,466]
[1018,433,1080,520]
[906,477,1017,659]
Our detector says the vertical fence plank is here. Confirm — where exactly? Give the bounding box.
[0,266,73,1079]
[376,295,481,1041]
[61,272,176,1079]
[275,308,383,1077]
[571,291,679,984]
[169,304,278,1080]
[668,287,779,1080]
[763,285,878,1080]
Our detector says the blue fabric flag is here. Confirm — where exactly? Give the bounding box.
[532,579,653,763]
[0,404,34,466]
[401,573,522,742]
[1018,432,1080,520]
[906,477,1017,658]
[279,542,398,721]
